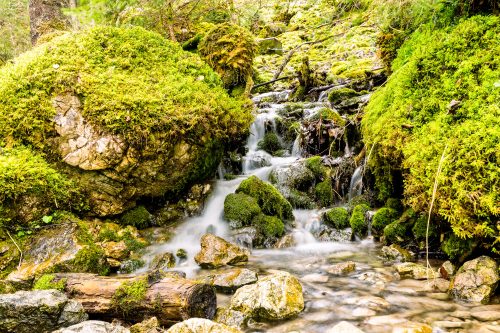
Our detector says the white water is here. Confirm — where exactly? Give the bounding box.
[348,165,364,201]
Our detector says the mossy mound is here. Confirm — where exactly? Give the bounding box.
[112,277,148,315]
[257,133,283,155]
[305,156,328,179]
[223,193,262,228]
[236,176,294,221]
[323,207,349,229]
[362,16,500,248]
[315,179,334,207]
[383,209,416,245]
[371,207,398,236]
[350,204,370,237]
[120,206,152,230]
[33,274,66,291]
[252,213,285,238]
[442,234,476,263]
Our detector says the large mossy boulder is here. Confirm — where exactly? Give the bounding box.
[223,193,261,229]
[0,26,252,217]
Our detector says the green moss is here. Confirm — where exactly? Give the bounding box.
[324,207,349,229]
[328,88,360,104]
[223,193,262,228]
[412,215,439,242]
[309,108,346,126]
[315,179,334,207]
[385,198,403,212]
[236,176,294,221]
[72,245,110,276]
[252,213,285,238]
[442,234,476,262]
[305,156,327,179]
[350,204,370,237]
[287,189,316,209]
[0,26,252,151]
[120,206,152,229]
[383,221,411,245]
[257,132,283,155]
[371,207,398,236]
[119,258,145,274]
[33,274,66,291]
[112,278,148,315]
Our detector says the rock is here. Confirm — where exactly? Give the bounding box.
[150,252,176,270]
[258,37,283,55]
[394,263,440,280]
[269,162,315,193]
[439,260,455,280]
[301,273,329,283]
[275,234,296,248]
[352,307,376,317]
[392,322,433,333]
[397,278,450,293]
[166,318,241,333]
[198,268,258,293]
[381,245,413,263]
[343,296,390,312]
[102,241,129,260]
[130,317,161,333]
[315,225,352,242]
[214,307,247,330]
[229,271,304,320]
[327,262,356,275]
[326,321,365,333]
[52,320,130,333]
[0,290,87,333]
[195,234,250,269]
[471,310,500,322]
[230,227,258,249]
[451,256,499,303]
[244,151,272,169]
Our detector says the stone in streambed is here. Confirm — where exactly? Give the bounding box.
[394,262,439,280]
[229,271,304,320]
[53,320,130,333]
[327,261,356,275]
[439,260,455,280]
[195,234,249,269]
[167,318,242,333]
[392,322,433,333]
[214,307,248,330]
[326,321,365,333]
[198,268,257,293]
[150,252,176,270]
[102,241,129,260]
[130,317,161,333]
[0,290,87,333]
[381,244,413,263]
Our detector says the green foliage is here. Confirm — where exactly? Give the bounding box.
[112,277,148,314]
[324,207,349,229]
[33,274,66,291]
[412,215,439,242]
[252,213,285,238]
[350,204,370,237]
[363,16,500,244]
[198,23,257,89]
[0,26,252,151]
[257,133,283,155]
[120,206,152,229]
[72,245,110,276]
[287,189,316,209]
[0,0,30,64]
[236,176,294,221]
[328,88,361,105]
[441,233,476,262]
[305,156,327,179]
[315,179,334,207]
[371,207,398,236]
[119,258,145,274]
[223,193,262,227]
[385,198,403,212]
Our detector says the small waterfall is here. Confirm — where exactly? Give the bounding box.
[291,135,302,157]
[348,165,364,201]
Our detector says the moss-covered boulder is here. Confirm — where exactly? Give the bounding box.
[0,26,252,217]
[236,176,294,221]
[252,214,285,239]
[257,132,283,156]
[371,207,398,236]
[323,207,349,229]
[315,179,334,207]
[350,204,370,237]
[223,193,261,229]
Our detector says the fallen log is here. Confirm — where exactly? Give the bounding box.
[53,273,216,325]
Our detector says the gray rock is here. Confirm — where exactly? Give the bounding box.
[214,307,248,330]
[0,290,87,333]
[198,268,258,293]
[326,321,365,333]
[269,162,315,191]
[394,262,440,280]
[230,227,258,249]
[243,151,272,169]
[439,260,455,280]
[53,320,129,333]
[150,252,176,271]
[166,318,241,333]
[327,262,356,275]
[194,234,249,269]
[451,256,499,304]
[381,245,413,263]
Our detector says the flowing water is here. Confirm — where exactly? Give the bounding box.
[138,92,497,333]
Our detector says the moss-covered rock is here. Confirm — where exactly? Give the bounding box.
[350,204,370,237]
[120,206,152,230]
[371,207,398,236]
[382,209,416,245]
[412,215,439,247]
[442,234,476,263]
[315,179,334,207]
[236,176,294,221]
[0,26,252,217]
[112,277,148,315]
[323,207,350,229]
[32,274,66,291]
[252,214,285,238]
[257,133,283,155]
[224,193,262,229]
[305,156,328,179]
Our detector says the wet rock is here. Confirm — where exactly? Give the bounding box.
[166,318,241,333]
[229,271,304,320]
[352,307,376,317]
[392,322,432,333]
[269,162,315,192]
[275,234,296,248]
[102,241,129,260]
[315,225,352,242]
[397,278,450,293]
[195,234,249,269]
[439,260,455,280]
[230,227,258,249]
[327,262,356,275]
[471,310,500,322]
[394,263,439,280]
[381,245,413,263]
[0,290,87,333]
[343,296,390,312]
[433,320,472,329]
[326,321,365,333]
[252,90,291,104]
[214,307,248,330]
[451,256,499,303]
[244,151,272,169]
[150,252,176,270]
[176,249,188,259]
[198,268,258,293]
[130,317,162,333]
[301,273,329,283]
[53,320,130,333]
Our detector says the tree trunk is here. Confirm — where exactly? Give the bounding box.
[28,0,70,45]
[53,273,217,325]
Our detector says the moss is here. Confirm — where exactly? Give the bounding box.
[287,189,316,209]
[371,207,398,236]
[176,249,188,259]
[350,204,370,237]
[120,206,152,229]
[324,207,349,229]
[257,132,283,155]
[236,176,294,221]
[383,220,412,245]
[328,87,360,104]
[33,274,66,291]
[385,198,403,212]
[309,107,346,126]
[223,193,262,228]
[119,258,145,274]
[252,213,285,238]
[305,156,327,179]
[442,234,476,262]
[72,245,110,276]
[315,179,334,207]
[112,278,148,315]
[198,23,257,90]
[412,215,439,242]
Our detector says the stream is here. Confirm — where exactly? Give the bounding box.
[138,92,497,333]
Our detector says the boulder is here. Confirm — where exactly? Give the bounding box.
[102,241,129,260]
[195,234,249,269]
[327,262,356,275]
[130,317,162,333]
[392,322,432,333]
[439,260,455,280]
[214,307,247,330]
[243,151,272,170]
[198,268,258,293]
[52,320,130,333]
[229,271,304,320]
[394,263,440,280]
[451,256,499,303]
[381,245,413,263]
[269,162,315,193]
[166,318,241,333]
[326,321,365,333]
[0,290,87,333]
[150,252,176,271]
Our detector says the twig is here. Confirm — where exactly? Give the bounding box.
[6,231,23,269]
[251,76,293,90]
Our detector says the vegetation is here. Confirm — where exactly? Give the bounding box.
[33,274,66,291]
[371,207,398,236]
[323,207,350,229]
[0,0,30,64]
[112,277,148,314]
[224,193,262,228]
[258,133,283,155]
[120,206,152,229]
[252,213,285,238]
[315,179,334,207]
[350,204,370,237]
[72,245,110,276]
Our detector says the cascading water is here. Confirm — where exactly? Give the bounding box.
[348,164,364,201]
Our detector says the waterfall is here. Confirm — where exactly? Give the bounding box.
[348,165,364,201]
